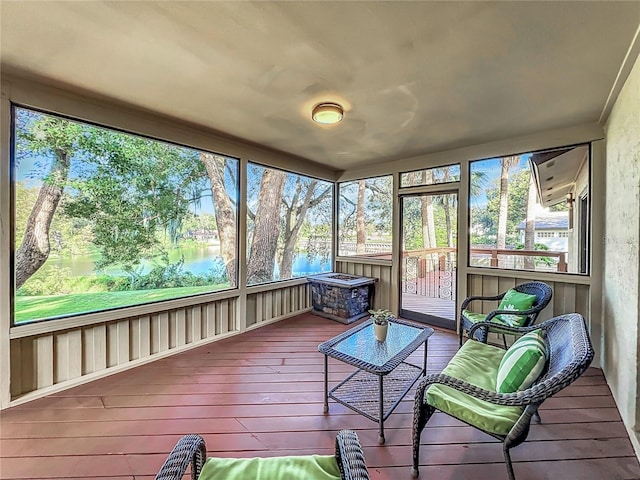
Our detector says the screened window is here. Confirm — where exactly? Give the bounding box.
[338,176,393,257]
[13,107,239,324]
[468,145,590,274]
[400,164,460,187]
[246,163,333,285]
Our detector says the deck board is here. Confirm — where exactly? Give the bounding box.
[1,312,638,480]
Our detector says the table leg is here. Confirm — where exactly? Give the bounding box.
[423,339,428,376]
[378,375,385,444]
[323,354,329,413]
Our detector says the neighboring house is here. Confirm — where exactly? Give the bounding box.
[517,211,569,252]
[184,229,219,243]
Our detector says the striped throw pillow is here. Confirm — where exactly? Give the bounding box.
[496,329,547,393]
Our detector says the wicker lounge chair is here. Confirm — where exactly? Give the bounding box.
[155,429,370,480]
[459,281,553,347]
[412,313,594,480]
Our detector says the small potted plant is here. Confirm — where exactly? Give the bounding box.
[369,309,394,341]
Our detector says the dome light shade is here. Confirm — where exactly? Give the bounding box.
[312,103,344,124]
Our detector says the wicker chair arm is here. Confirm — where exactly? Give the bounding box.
[154,434,207,480]
[335,430,370,480]
[414,372,550,407]
[485,305,541,320]
[461,293,505,310]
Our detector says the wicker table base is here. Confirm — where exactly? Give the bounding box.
[319,319,433,444]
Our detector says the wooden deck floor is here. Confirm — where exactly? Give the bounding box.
[1,313,639,480]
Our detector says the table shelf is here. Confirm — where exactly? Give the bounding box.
[329,362,423,422]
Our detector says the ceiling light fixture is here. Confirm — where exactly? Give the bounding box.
[312,102,343,125]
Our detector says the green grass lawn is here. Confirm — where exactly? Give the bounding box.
[14,284,229,324]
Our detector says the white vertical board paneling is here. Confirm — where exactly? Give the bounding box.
[205,304,216,338]
[67,329,83,380]
[158,312,170,352]
[10,294,291,400]
[129,318,141,361]
[35,335,54,389]
[335,260,393,311]
[9,339,23,396]
[138,316,151,357]
[246,283,311,326]
[185,308,194,344]
[467,274,590,320]
[175,309,186,347]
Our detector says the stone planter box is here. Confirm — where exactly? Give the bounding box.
[307,273,377,324]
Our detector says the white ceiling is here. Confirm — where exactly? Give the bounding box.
[1,1,639,171]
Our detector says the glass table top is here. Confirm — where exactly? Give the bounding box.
[331,321,427,367]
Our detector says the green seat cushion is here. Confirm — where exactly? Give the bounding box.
[496,329,547,393]
[425,340,524,436]
[496,288,538,326]
[199,454,341,480]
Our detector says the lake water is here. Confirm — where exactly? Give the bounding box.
[47,246,331,278]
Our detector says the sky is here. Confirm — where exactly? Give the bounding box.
[470,154,531,207]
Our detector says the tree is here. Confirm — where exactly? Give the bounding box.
[473,168,530,246]
[338,176,392,255]
[497,156,520,249]
[439,167,456,248]
[524,171,538,269]
[246,168,287,284]
[14,115,82,289]
[278,178,331,279]
[201,153,237,286]
[405,171,436,250]
[356,180,366,254]
[15,110,212,290]
[63,131,204,275]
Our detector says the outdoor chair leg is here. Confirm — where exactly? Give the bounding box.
[412,403,434,477]
[502,334,508,349]
[459,324,465,346]
[503,444,516,480]
[534,410,542,423]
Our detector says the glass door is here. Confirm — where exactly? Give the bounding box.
[400,193,458,330]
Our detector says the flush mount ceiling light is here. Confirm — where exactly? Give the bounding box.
[312,102,344,125]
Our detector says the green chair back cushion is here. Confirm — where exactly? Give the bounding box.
[496,329,547,393]
[496,288,538,326]
[425,340,524,436]
[199,454,341,480]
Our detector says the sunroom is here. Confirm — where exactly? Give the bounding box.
[1,2,639,479]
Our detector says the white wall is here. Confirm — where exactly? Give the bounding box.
[603,52,640,452]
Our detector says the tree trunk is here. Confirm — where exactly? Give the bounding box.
[443,197,453,247]
[497,157,516,250]
[201,153,237,287]
[356,180,366,254]
[279,180,317,279]
[420,171,437,249]
[247,169,286,284]
[442,168,454,248]
[524,172,537,270]
[15,150,70,289]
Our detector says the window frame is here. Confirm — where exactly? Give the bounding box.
[336,174,394,260]
[399,163,461,188]
[10,103,242,327]
[466,143,591,276]
[244,160,335,287]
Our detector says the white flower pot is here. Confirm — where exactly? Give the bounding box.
[374,323,388,342]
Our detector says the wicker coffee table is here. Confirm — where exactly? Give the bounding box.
[318,318,434,444]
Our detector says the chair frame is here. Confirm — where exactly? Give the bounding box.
[154,429,370,480]
[459,281,553,346]
[412,313,594,480]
